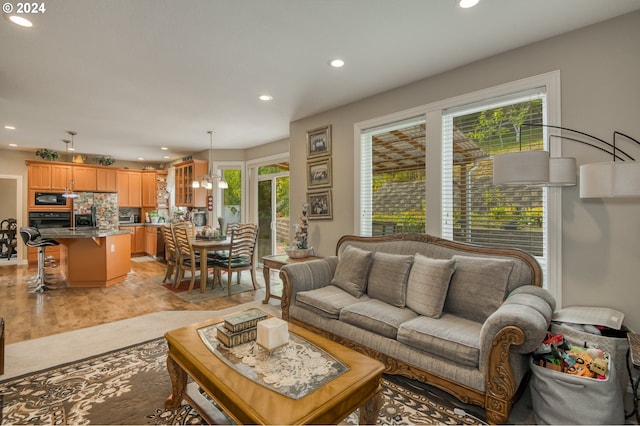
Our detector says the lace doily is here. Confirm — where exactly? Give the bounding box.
[198,324,348,399]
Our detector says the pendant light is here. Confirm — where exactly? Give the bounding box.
[62,131,78,199]
[191,130,228,189]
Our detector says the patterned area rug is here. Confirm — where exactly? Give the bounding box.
[0,338,487,425]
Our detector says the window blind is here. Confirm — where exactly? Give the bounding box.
[441,88,547,257]
[360,116,426,236]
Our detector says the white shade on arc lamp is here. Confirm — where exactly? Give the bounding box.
[191,130,228,190]
[492,124,640,198]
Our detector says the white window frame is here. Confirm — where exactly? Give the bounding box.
[355,71,562,306]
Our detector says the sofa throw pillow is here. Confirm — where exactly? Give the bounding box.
[330,245,373,297]
[444,255,514,323]
[367,252,414,308]
[405,254,456,318]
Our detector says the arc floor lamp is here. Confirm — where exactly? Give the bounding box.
[492,123,640,198]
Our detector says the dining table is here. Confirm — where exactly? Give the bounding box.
[190,237,231,293]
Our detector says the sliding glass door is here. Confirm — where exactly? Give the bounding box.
[257,164,289,261]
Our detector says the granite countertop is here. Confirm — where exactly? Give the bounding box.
[39,228,133,239]
[118,223,167,227]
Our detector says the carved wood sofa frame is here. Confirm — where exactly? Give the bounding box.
[280,233,544,424]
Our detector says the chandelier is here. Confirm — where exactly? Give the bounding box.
[192,131,228,190]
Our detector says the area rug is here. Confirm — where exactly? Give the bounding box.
[0,338,487,425]
[153,276,257,303]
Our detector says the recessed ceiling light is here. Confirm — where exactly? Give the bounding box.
[163,156,170,159]
[459,0,479,8]
[9,143,17,147]
[4,125,16,130]
[259,94,273,101]
[138,157,144,161]
[9,15,33,27]
[161,146,168,150]
[329,59,345,68]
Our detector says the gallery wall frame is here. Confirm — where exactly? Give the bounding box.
[306,125,331,159]
[307,189,332,220]
[307,158,332,189]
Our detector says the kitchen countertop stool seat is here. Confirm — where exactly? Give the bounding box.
[19,227,60,293]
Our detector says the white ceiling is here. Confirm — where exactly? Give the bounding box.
[2,0,640,164]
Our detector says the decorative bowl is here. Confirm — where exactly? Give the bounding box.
[285,247,314,259]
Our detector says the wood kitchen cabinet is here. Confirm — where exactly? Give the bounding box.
[141,171,157,207]
[96,168,118,192]
[174,159,208,207]
[26,161,71,191]
[120,226,145,254]
[144,225,157,256]
[117,171,142,207]
[72,166,97,191]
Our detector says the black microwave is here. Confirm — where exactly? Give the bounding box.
[34,192,67,206]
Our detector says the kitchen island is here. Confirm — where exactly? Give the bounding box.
[39,228,132,288]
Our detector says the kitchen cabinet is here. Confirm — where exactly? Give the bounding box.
[96,168,118,192]
[174,159,208,207]
[144,225,157,256]
[156,170,169,210]
[141,171,157,207]
[117,171,142,207]
[26,161,71,191]
[120,226,145,254]
[72,166,97,191]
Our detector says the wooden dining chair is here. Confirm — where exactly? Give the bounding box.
[173,225,215,293]
[211,223,258,296]
[160,225,178,285]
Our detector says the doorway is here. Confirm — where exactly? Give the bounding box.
[256,164,289,261]
[0,175,23,266]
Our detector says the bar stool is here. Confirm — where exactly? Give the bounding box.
[19,227,60,293]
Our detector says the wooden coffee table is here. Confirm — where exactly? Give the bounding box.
[165,312,385,424]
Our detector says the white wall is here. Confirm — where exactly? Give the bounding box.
[289,11,640,331]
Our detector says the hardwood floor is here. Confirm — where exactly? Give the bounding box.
[0,258,266,345]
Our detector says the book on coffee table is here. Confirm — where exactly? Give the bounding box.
[223,309,267,333]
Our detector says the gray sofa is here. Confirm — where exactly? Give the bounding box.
[279,234,555,424]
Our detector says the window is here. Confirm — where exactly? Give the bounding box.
[442,89,546,257]
[359,116,426,236]
[356,71,561,302]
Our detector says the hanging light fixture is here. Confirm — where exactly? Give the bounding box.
[191,130,228,190]
[62,130,78,199]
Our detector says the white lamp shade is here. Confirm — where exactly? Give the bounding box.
[493,151,550,185]
[192,180,200,189]
[218,180,228,189]
[580,161,640,198]
[549,157,577,186]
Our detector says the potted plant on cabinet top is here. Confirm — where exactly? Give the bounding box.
[35,148,60,161]
[96,155,116,166]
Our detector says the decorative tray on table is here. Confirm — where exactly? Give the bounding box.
[195,235,227,241]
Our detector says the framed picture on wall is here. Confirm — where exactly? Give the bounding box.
[307,158,332,189]
[307,189,332,220]
[306,125,331,159]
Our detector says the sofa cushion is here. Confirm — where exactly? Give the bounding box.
[406,254,456,318]
[397,314,482,368]
[340,299,418,339]
[444,255,514,323]
[367,252,414,307]
[330,245,373,297]
[296,285,367,319]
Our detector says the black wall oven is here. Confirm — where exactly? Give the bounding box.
[34,192,67,206]
[28,211,72,229]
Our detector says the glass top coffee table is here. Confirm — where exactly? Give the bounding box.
[164,310,385,424]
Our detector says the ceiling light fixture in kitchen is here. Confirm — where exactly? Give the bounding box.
[62,131,78,199]
[192,131,228,190]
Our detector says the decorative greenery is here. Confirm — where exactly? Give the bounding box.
[35,148,60,161]
[96,155,116,166]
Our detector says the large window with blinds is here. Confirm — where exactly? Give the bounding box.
[359,117,426,236]
[442,89,547,257]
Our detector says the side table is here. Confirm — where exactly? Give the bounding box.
[262,254,322,304]
[627,333,640,424]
